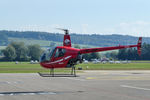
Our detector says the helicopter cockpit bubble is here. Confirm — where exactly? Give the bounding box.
[40,47,56,62]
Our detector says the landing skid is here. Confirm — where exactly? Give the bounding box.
[38,66,77,77]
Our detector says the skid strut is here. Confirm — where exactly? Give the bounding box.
[71,66,76,76]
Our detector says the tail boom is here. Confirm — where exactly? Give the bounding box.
[80,45,137,54]
[80,37,142,55]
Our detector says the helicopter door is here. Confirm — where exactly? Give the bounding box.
[53,48,66,68]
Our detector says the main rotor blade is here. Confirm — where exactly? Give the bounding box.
[56,28,69,34]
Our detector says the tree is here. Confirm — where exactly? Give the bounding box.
[90,52,100,59]
[10,42,28,61]
[83,52,100,61]
[2,45,16,61]
[28,44,43,60]
[141,43,150,60]
[118,49,128,60]
[83,53,91,61]
[105,51,118,60]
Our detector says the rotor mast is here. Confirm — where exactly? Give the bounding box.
[56,28,71,47]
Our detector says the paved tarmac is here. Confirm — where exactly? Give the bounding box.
[0,70,150,100]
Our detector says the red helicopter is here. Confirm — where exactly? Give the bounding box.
[39,29,142,77]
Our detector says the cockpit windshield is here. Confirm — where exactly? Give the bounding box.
[40,47,56,62]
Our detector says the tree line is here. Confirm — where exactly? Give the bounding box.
[1,42,150,61]
[104,43,150,60]
[1,42,43,61]
[117,43,150,60]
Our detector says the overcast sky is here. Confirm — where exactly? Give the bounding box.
[0,0,150,37]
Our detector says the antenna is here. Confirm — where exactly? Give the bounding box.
[56,28,69,35]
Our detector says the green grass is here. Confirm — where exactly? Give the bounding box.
[0,62,150,73]
[78,63,150,70]
[0,62,73,73]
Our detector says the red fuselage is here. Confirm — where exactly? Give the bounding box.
[40,46,80,69]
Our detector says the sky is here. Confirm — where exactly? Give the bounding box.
[0,0,150,37]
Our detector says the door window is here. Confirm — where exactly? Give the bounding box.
[55,48,66,58]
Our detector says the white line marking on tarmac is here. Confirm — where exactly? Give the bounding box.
[60,77,87,81]
[121,85,150,91]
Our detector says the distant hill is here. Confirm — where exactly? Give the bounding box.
[0,30,150,47]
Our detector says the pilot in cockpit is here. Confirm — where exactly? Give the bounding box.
[58,49,64,57]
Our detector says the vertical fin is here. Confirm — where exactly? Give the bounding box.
[63,34,71,47]
[137,37,142,56]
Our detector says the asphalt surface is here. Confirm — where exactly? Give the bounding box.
[0,71,150,100]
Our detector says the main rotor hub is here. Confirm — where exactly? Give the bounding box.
[56,28,69,35]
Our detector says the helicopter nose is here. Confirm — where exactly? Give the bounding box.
[40,62,51,69]
[40,62,47,68]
